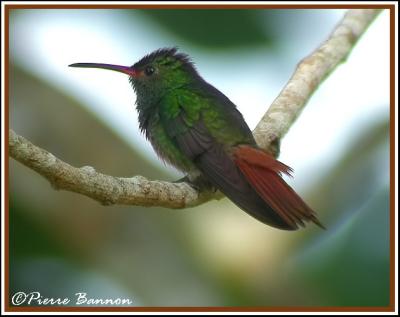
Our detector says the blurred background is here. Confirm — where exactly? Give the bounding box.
[8,8,390,307]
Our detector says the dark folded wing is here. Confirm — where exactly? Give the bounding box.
[163,113,296,230]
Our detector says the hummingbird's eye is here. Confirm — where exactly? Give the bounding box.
[145,66,155,76]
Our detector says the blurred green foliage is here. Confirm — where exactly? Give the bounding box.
[10,199,69,259]
[290,117,390,307]
[137,10,273,49]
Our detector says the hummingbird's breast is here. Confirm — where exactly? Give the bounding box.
[136,97,198,174]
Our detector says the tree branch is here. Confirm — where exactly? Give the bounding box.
[9,130,217,208]
[8,9,381,208]
[253,9,381,151]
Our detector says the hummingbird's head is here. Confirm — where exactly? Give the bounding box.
[69,47,200,100]
[130,47,199,93]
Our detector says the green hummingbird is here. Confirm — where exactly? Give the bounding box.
[70,47,323,230]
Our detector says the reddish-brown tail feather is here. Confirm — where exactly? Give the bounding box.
[234,146,324,229]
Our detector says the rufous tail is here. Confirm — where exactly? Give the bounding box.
[234,146,325,229]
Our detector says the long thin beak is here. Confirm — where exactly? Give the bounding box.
[69,62,138,77]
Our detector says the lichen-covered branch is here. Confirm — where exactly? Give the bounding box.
[8,9,381,208]
[253,9,381,151]
[9,130,218,208]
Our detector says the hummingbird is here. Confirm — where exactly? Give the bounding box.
[70,47,323,230]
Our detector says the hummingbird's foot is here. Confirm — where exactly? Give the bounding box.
[174,175,216,193]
